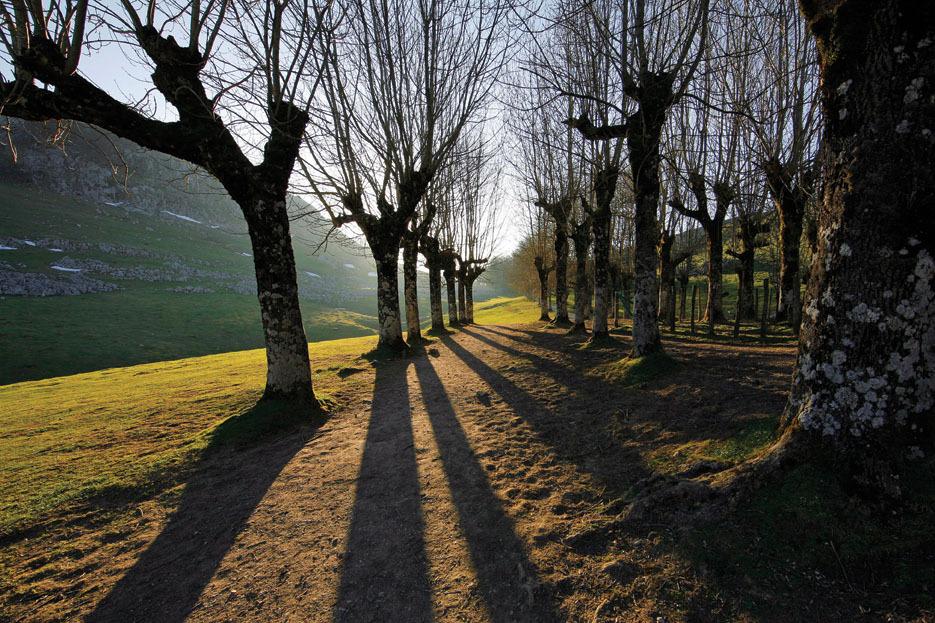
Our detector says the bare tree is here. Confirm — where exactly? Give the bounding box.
[546,0,711,355]
[0,1,335,406]
[748,0,820,334]
[508,70,580,327]
[301,0,511,351]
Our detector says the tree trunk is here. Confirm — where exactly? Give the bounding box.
[403,235,421,346]
[736,250,756,320]
[629,123,663,356]
[765,159,807,335]
[571,220,591,333]
[704,222,725,326]
[245,196,315,405]
[464,278,476,323]
[554,225,571,324]
[534,257,551,322]
[782,0,935,492]
[590,166,618,339]
[457,272,468,324]
[428,263,444,332]
[658,231,675,321]
[375,251,406,351]
[678,273,689,321]
[443,255,460,328]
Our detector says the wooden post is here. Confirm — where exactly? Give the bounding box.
[760,276,770,338]
[690,284,697,335]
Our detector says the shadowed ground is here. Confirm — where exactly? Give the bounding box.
[9,324,914,622]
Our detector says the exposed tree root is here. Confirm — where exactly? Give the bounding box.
[620,429,808,525]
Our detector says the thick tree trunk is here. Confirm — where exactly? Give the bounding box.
[764,158,807,335]
[570,220,591,333]
[464,278,476,323]
[245,195,315,404]
[428,264,445,332]
[534,257,551,321]
[421,240,446,333]
[782,0,934,491]
[457,272,468,324]
[736,250,756,320]
[375,251,407,351]
[779,194,805,332]
[444,271,459,327]
[704,222,725,326]
[628,113,664,356]
[591,166,618,339]
[402,236,421,346]
[554,225,571,324]
[678,273,689,321]
[657,231,675,322]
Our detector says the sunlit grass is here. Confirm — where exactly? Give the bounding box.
[0,300,531,538]
[0,337,377,538]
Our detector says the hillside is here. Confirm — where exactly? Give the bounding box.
[0,122,510,384]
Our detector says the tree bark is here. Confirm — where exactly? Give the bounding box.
[764,158,808,335]
[402,234,421,346]
[590,166,619,339]
[628,108,664,356]
[657,230,676,321]
[464,277,476,323]
[442,251,460,328]
[538,200,572,326]
[729,214,768,321]
[457,266,468,324]
[245,195,315,404]
[534,256,552,321]
[375,249,407,351]
[782,0,934,491]
[570,216,592,333]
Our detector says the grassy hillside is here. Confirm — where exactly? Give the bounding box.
[0,181,507,383]
[0,296,538,539]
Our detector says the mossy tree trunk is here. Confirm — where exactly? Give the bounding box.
[781,0,935,492]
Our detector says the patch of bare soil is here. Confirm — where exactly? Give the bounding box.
[4,323,912,622]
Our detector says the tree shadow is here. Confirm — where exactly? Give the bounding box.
[87,401,320,623]
[441,330,650,499]
[412,356,563,622]
[333,361,434,622]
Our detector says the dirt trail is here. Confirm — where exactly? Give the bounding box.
[7,324,799,623]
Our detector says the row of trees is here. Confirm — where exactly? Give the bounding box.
[1,0,931,485]
[0,0,507,410]
[511,0,818,347]
[507,0,932,488]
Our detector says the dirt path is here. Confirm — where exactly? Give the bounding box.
[6,324,801,622]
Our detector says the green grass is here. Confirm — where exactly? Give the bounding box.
[0,334,382,540]
[0,298,533,538]
[591,351,680,387]
[471,296,540,325]
[646,416,780,474]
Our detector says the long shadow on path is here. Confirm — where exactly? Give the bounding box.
[333,361,434,622]
[413,356,563,622]
[443,331,651,497]
[87,405,318,623]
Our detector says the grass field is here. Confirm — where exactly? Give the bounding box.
[0,296,539,539]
